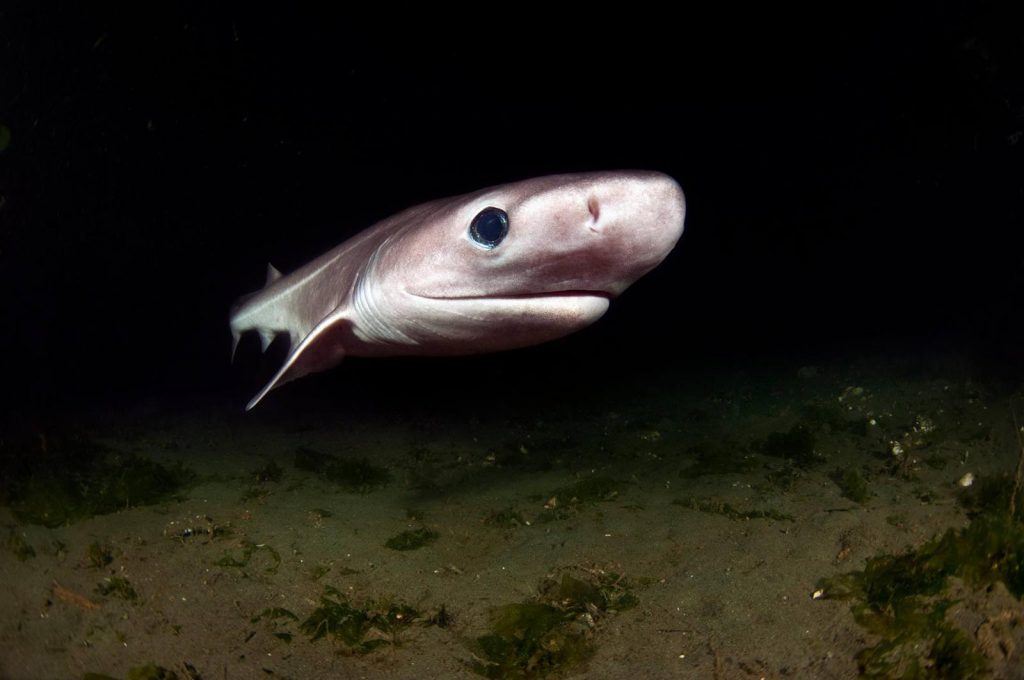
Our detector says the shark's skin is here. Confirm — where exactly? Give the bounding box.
[230,170,686,409]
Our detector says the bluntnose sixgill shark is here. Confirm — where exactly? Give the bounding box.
[230,170,686,409]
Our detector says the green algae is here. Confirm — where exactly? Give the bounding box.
[957,473,1024,521]
[385,527,439,551]
[816,514,1024,678]
[473,602,590,678]
[126,665,178,680]
[83,665,181,680]
[6,527,35,560]
[672,496,795,522]
[0,434,194,528]
[294,446,391,493]
[214,540,281,574]
[300,585,418,653]
[240,460,285,502]
[249,589,440,652]
[493,440,559,471]
[251,607,300,643]
[802,402,870,436]
[765,462,802,491]
[533,476,626,523]
[427,603,454,628]
[678,440,756,478]
[485,507,527,529]
[470,571,639,678]
[756,424,822,468]
[831,467,870,503]
[96,576,139,603]
[87,542,113,568]
[550,476,623,504]
[253,459,284,483]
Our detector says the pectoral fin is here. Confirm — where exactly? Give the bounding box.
[245,311,352,410]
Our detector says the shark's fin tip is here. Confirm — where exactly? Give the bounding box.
[265,263,283,286]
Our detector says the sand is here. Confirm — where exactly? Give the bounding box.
[1,355,1022,679]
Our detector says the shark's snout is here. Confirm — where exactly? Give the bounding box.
[574,172,686,294]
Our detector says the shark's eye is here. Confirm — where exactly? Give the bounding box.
[469,207,508,249]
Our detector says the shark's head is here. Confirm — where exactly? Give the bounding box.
[354,170,686,353]
[233,170,685,408]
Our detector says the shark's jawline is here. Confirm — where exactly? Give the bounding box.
[410,290,613,301]
[230,170,686,408]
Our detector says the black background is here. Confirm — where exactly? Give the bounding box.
[1,2,1022,414]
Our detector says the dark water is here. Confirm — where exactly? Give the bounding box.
[1,4,1023,678]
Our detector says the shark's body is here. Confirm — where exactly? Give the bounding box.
[231,170,686,408]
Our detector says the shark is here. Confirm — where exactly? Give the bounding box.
[230,170,686,409]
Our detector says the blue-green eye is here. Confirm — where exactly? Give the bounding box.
[469,207,508,249]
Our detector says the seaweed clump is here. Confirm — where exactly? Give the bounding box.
[251,607,300,643]
[254,460,283,483]
[470,570,639,678]
[957,473,1024,522]
[816,514,1024,678]
[6,527,35,561]
[756,424,822,468]
[0,432,194,528]
[299,585,419,653]
[678,440,756,478]
[830,467,870,504]
[485,508,527,529]
[214,540,282,574]
[384,527,439,551]
[672,496,794,522]
[535,476,625,522]
[96,576,139,603]
[83,665,180,680]
[294,446,391,493]
[87,542,113,568]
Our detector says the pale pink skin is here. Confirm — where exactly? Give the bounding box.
[231,170,686,409]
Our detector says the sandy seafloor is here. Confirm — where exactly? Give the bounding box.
[2,353,1023,680]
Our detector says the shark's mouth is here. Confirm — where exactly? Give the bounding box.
[412,289,614,301]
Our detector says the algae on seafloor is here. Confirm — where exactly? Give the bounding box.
[756,424,822,468]
[253,460,284,483]
[294,446,391,493]
[251,607,300,643]
[241,460,285,502]
[830,467,870,503]
[816,514,1024,678]
[96,576,139,602]
[550,476,623,505]
[485,507,526,529]
[957,473,1024,521]
[535,475,625,522]
[6,527,35,560]
[87,542,113,568]
[802,402,870,436]
[492,439,561,471]
[126,664,179,680]
[214,540,281,574]
[83,664,182,680]
[678,440,756,478]
[765,462,801,491]
[385,527,439,551]
[470,570,639,678]
[672,496,795,522]
[0,433,195,527]
[474,603,589,678]
[299,585,418,653]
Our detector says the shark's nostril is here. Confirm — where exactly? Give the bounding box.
[587,196,600,227]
